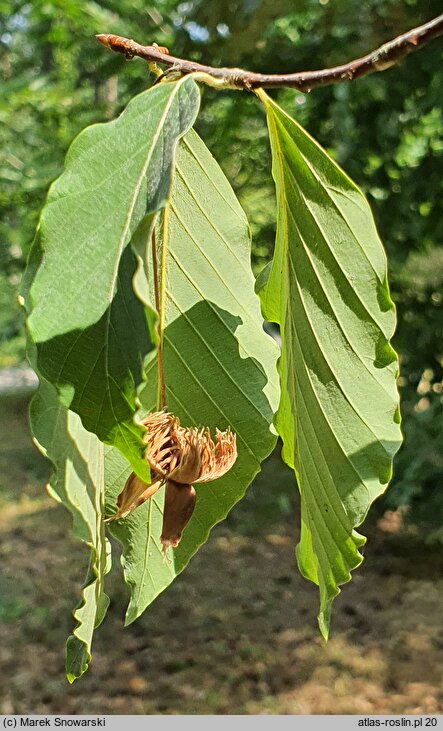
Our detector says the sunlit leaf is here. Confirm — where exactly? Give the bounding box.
[107,130,280,624]
[29,377,110,682]
[256,90,402,637]
[26,78,200,480]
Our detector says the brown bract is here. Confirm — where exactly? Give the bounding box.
[106,411,237,552]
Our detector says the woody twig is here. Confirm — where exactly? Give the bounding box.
[97,13,443,92]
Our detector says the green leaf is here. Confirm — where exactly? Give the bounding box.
[107,130,281,624]
[256,91,402,637]
[26,77,200,480]
[29,377,111,682]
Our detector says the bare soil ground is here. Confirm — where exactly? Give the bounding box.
[1,393,442,714]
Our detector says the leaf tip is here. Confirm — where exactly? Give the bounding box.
[65,635,91,683]
[318,605,332,641]
[124,608,139,627]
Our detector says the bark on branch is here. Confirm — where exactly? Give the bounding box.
[97,13,443,92]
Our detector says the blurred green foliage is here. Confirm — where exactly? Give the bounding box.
[0,0,442,530]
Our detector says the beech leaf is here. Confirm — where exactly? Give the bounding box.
[107,131,281,624]
[256,90,403,637]
[26,78,200,480]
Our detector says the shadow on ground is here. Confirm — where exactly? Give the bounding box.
[1,393,442,714]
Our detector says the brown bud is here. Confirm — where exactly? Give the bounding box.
[152,42,170,55]
[160,480,196,553]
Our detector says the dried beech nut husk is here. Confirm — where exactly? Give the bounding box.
[106,411,237,549]
[160,480,196,553]
[113,474,163,521]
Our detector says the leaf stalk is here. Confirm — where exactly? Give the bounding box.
[151,225,167,409]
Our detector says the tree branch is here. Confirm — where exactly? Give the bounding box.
[96,13,443,92]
